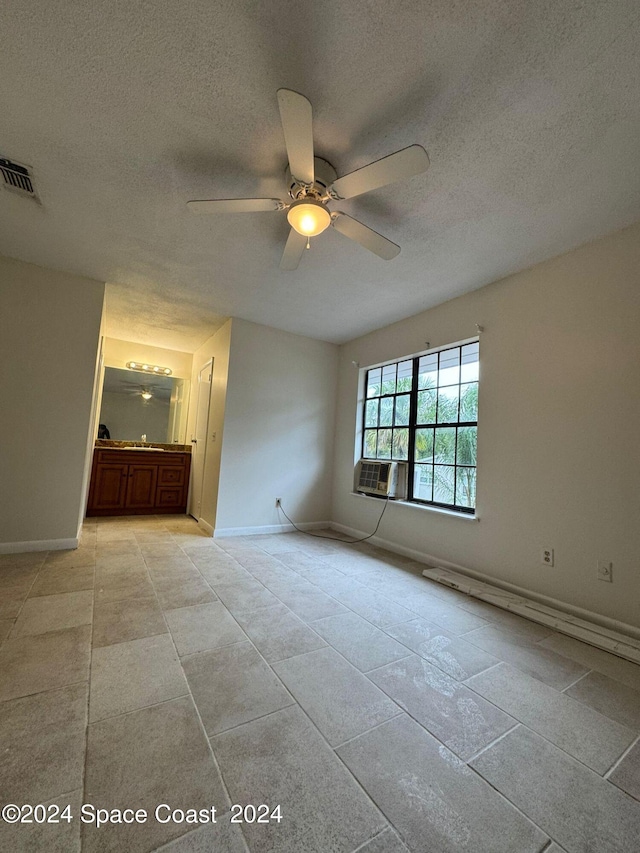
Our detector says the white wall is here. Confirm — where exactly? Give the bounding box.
[0,255,104,549]
[333,222,640,630]
[187,320,233,531]
[215,318,338,533]
[103,337,192,378]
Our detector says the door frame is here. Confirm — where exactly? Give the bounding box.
[188,358,213,523]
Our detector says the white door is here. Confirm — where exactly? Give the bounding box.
[188,360,212,520]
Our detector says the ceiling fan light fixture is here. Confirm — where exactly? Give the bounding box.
[141,391,153,401]
[287,199,331,237]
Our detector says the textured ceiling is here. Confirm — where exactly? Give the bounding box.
[1,0,639,348]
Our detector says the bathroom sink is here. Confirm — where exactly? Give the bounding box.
[123,446,165,451]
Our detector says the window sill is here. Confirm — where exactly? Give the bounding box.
[350,491,479,521]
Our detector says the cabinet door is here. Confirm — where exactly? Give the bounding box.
[90,463,128,510]
[125,464,158,509]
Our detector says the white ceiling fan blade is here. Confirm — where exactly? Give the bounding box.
[280,228,307,271]
[332,213,400,260]
[329,145,429,200]
[277,89,315,186]
[187,198,283,214]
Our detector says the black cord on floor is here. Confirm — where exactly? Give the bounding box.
[276,497,390,545]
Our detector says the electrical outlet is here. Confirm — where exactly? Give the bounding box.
[597,560,613,582]
[541,548,554,567]
[275,497,281,507]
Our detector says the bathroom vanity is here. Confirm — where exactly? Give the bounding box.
[86,446,191,516]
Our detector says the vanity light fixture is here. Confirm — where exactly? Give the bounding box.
[126,362,172,376]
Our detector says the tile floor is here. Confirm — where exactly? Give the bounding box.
[1,514,639,852]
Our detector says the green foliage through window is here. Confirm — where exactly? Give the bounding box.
[363,342,478,512]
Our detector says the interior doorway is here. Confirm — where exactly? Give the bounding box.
[188,359,212,521]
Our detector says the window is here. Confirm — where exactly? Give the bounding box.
[362,340,478,513]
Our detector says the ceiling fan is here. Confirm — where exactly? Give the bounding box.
[187,89,430,271]
[113,379,171,400]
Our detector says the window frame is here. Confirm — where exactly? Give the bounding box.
[361,339,479,515]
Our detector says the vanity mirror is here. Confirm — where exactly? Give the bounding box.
[98,367,191,444]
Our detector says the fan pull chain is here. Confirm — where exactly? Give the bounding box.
[306,237,310,250]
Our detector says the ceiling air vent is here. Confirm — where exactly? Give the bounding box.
[0,157,39,201]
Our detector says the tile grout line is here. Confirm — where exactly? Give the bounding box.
[502,716,634,778]
[192,543,403,847]
[111,520,239,844]
[216,538,423,640]
[361,653,415,674]
[560,669,592,692]
[464,759,554,846]
[265,683,396,844]
[209,701,300,741]
[459,665,640,769]
[248,544,561,689]
[333,711,407,751]
[181,535,554,853]
[461,660,504,683]
[229,544,515,842]
[603,731,640,779]
[141,534,250,853]
[89,692,192,726]
[80,528,98,853]
[185,532,551,774]
[203,541,490,689]
[464,722,521,764]
[350,826,407,853]
[4,551,49,641]
[104,523,639,853]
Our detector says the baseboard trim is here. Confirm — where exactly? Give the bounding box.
[423,566,640,665]
[329,521,640,647]
[197,518,214,537]
[0,537,79,555]
[214,521,331,538]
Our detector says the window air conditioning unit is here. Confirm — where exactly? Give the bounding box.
[355,460,408,499]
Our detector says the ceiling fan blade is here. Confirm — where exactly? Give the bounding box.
[332,213,400,260]
[187,198,283,214]
[280,228,307,271]
[277,89,315,186]
[329,144,429,200]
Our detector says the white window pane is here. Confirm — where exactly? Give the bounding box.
[365,399,379,428]
[456,467,476,508]
[414,464,433,501]
[381,364,396,395]
[397,360,413,391]
[377,429,392,458]
[392,428,409,460]
[418,354,437,389]
[433,465,455,504]
[437,387,459,423]
[367,368,381,398]
[461,343,479,382]
[438,348,460,387]
[379,397,393,426]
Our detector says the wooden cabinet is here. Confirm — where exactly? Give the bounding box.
[87,449,191,516]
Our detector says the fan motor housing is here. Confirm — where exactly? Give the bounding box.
[286,157,337,201]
